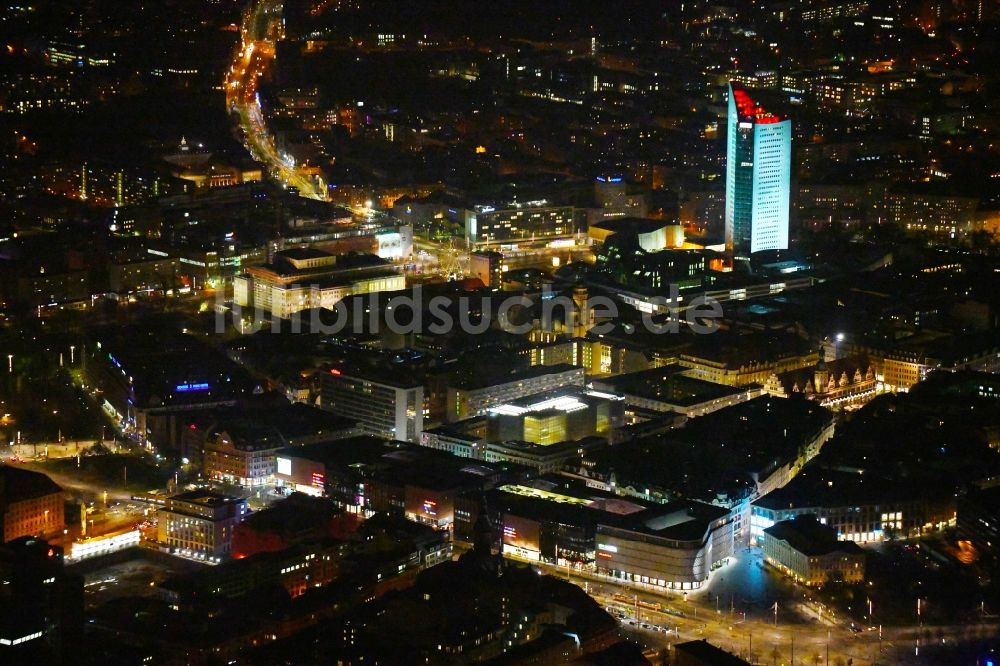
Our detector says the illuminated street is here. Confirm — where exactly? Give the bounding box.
[226,0,326,200]
[528,551,1000,665]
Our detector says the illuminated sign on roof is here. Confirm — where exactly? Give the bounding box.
[176,383,210,393]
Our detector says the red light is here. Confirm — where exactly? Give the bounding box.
[730,83,781,124]
[189,424,197,430]
[329,368,341,376]
[47,548,54,557]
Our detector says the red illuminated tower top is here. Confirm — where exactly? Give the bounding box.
[730,82,781,125]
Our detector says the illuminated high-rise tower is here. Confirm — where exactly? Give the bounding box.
[725,82,791,258]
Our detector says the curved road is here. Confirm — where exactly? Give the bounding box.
[520,552,1000,665]
[227,0,326,200]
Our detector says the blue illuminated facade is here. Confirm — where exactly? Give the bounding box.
[725,82,791,258]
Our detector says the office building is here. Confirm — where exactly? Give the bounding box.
[886,191,979,241]
[392,193,578,249]
[725,82,791,258]
[320,366,424,442]
[462,202,577,248]
[420,410,612,474]
[0,467,64,543]
[157,491,248,560]
[588,175,649,225]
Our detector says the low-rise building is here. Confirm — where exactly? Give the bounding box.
[573,396,835,545]
[762,515,865,586]
[673,639,751,666]
[274,437,527,526]
[202,424,287,488]
[764,353,878,409]
[107,256,181,295]
[157,490,248,560]
[420,421,609,474]
[591,364,761,417]
[0,466,64,543]
[678,332,818,387]
[751,467,955,545]
[84,326,259,449]
[469,250,503,288]
[231,493,358,558]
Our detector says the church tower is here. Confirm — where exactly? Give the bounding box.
[813,344,830,395]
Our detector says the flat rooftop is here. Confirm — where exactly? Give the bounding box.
[583,396,832,503]
[0,465,62,500]
[278,247,333,261]
[754,466,925,512]
[764,516,864,557]
[599,499,730,542]
[590,217,674,235]
[493,477,650,527]
[489,387,623,417]
[674,639,751,666]
[591,364,747,407]
[451,363,582,391]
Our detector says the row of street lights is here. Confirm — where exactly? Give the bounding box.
[6,345,77,373]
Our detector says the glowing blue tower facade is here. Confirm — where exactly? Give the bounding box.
[725,82,791,258]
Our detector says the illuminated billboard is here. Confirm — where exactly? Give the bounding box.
[501,514,541,561]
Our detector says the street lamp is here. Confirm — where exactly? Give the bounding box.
[7,354,12,373]
[70,345,76,364]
